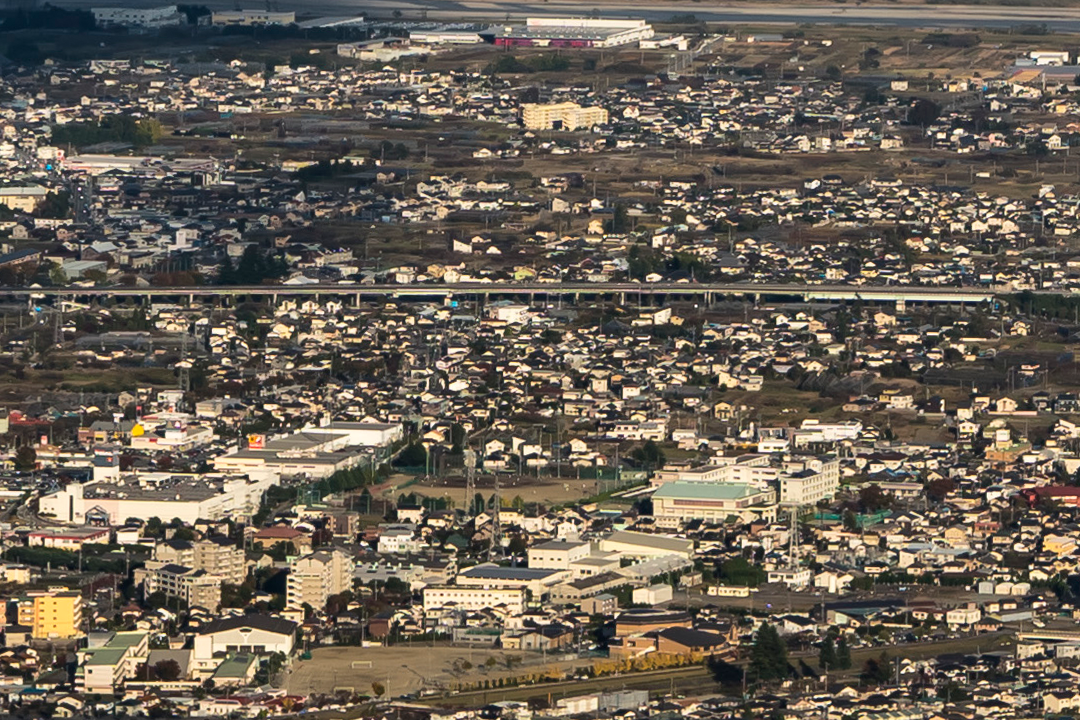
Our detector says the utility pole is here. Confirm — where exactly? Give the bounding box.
[178,332,191,394]
[464,447,476,520]
[490,473,502,560]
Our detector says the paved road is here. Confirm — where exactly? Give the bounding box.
[47,0,1080,29]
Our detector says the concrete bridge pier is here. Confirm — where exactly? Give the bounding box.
[896,298,906,312]
[355,292,362,307]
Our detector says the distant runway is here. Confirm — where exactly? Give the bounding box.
[50,0,1080,30]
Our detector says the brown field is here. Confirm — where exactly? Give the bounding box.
[394,474,603,507]
[284,644,577,697]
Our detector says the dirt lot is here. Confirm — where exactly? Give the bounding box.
[396,475,603,507]
[284,644,575,697]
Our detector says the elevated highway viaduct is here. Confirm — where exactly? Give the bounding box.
[0,282,1012,312]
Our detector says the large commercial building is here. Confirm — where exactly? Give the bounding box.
[409,28,483,45]
[494,17,654,48]
[128,421,214,452]
[39,473,275,526]
[298,421,402,449]
[214,422,399,481]
[286,550,352,610]
[522,102,608,131]
[652,454,776,488]
[651,482,778,527]
[598,530,694,559]
[91,5,184,28]
[653,455,839,507]
[527,540,621,579]
[210,9,295,25]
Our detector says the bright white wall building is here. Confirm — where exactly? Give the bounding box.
[528,540,590,570]
[422,585,526,614]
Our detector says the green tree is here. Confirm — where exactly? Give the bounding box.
[605,204,630,234]
[836,635,852,670]
[14,445,37,471]
[48,264,68,286]
[218,244,288,286]
[153,659,181,681]
[749,622,788,682]
[819,634,837,672]
[631,439,666,470]
[718,556,766,587]
[857,484,891,512]
[135,118,164,146]
[843,509,859,532]
[909,97,941,127]
[860,652,890,684]
[394,442,427,467]
[37,191,70,219]
[926,477,955,502]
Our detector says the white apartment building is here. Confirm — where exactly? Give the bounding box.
[767,566,812,589]
[946,604,982,628]
[141,563,222,611]
[377,526,422,554]
[154,537,247,585]
[778,457,841,506]
[286,550,352,610]
[80,631,149,693]
[522,102,609,131]
[795,419,863,445]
